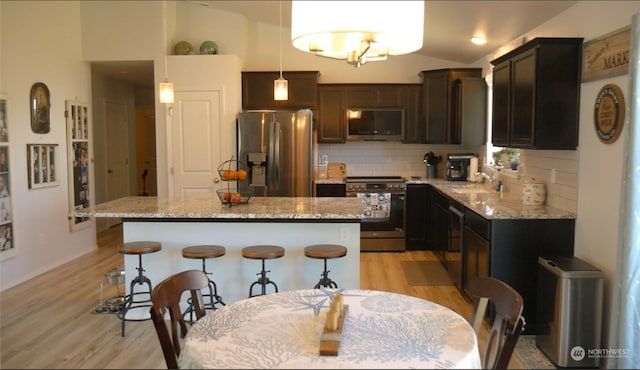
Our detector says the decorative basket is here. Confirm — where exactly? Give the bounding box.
[216,158,251,206]
[216,189,251,205]
[217,159,248,181]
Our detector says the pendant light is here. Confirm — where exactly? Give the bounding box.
[291,1,424,68]
[274,0,288,101]
[159,0,174,104]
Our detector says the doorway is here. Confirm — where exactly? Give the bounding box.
[90,61,157,232]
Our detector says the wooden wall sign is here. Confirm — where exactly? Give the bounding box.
[583,25,630,82]
[594,84,625,144]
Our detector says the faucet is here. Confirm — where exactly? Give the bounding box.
[475,172,493,184]
[475,167,503,192]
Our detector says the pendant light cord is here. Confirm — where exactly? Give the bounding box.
[163,0,168,80]
[279,0,283,79]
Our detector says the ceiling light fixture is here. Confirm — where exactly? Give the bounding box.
[291,0,424,68]
[470,36,487,45]
[159,0,174,104]
[274,0,288,101]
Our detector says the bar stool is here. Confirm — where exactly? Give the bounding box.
[304,244,348,289]
[181,245,226,321]
[242,245,285,297]
[117,241,161,337]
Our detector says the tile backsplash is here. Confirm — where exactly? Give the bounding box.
[317,142,578,214]
[318,141,477,179]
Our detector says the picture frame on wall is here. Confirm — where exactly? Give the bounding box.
[29,82,51,134]
[65,99,94,231]
[0,94,16,259]
[27,143,58,189]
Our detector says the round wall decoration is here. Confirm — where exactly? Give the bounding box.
[594,83,625,144]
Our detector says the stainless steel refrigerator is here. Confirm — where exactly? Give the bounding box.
[237,109,314,197]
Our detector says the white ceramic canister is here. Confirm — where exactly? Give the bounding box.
[522,179,546,205]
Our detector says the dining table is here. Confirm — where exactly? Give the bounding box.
[179,289,482,369]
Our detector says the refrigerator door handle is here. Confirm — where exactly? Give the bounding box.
[268,120,280,193]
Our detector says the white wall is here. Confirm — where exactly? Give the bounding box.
[487,1,640,346]
[0,1,95,290]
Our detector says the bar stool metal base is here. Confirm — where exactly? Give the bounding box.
[304,244,347,290]
[242,245,285,298]
[116,241,161,337]
[248,259,279,297]
[314,258,339,289]
[182,247,227,322]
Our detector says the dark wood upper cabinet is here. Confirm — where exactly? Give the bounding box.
[452,77,487,145]
[490,38,583,149]
[241,71,319,110]
[346,85,403,107]
[400,84,423,144]
[317,84,347,143]
[419,68,485,144]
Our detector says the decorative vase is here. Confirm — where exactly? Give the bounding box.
[200,41,218,55]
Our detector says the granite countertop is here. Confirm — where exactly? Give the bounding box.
[72,196,364,220]
[407,178,576,220]
[315,176,574,219]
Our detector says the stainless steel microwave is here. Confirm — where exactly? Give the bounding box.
[346,108,404,141]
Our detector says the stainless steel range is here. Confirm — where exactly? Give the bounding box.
[345,176,406,252]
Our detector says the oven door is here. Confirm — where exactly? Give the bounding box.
[349,192,405,251]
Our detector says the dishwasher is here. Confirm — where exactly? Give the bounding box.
[447,201,465,290]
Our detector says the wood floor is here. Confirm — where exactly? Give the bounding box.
[0,224,525,369]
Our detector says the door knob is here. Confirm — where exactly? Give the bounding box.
[213,178,220,183]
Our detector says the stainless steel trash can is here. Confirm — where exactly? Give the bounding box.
[536,256,604,368]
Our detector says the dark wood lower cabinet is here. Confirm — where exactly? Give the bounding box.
[405,184,428,249]
[463,209,575,335]
[315,183,346,197]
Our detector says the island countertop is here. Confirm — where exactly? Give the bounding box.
[73,196,364,220]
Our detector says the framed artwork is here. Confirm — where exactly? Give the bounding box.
[27,144,58,189]
[66,100,94,231]
[0,94,15,260]
[30,82,51,134]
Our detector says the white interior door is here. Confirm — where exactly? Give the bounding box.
[169,90,223,198]
[105,100,130,227]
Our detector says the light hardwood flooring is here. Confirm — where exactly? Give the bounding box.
[0,224,525,369]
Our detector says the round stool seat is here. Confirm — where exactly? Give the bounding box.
[242,245,285,260]
[304,244,348,259]
[118,241,161,255]
[182,245,226,259]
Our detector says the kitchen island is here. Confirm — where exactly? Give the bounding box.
[73,196,364,310]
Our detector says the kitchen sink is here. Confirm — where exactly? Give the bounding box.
[450,187,492,194]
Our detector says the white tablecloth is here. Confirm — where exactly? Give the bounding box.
[179,289,481,369]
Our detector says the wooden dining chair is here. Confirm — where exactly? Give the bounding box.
[150,269,209,369]
[467,276,526,370]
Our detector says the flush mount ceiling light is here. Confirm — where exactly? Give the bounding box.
[470,36,487,45]
[291,0,424,68]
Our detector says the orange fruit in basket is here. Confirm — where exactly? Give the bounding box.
[222,192,231,202]
[236,169,247,181]
[222,169,237,180]
[230,192,242,204]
